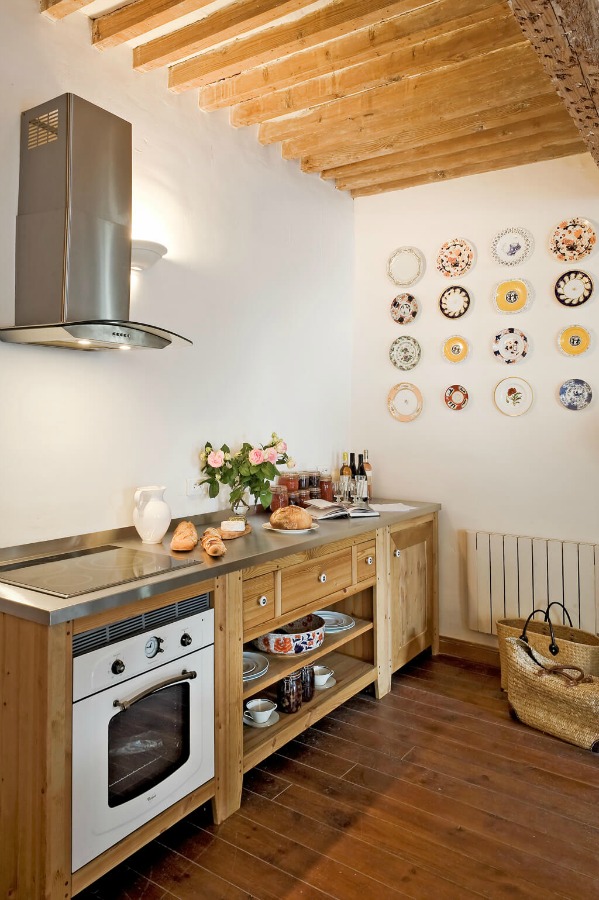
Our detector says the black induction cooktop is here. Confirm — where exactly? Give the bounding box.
[0,545,200,598]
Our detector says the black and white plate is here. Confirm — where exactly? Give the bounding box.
[439,286,470,318]
[554,270,593,306]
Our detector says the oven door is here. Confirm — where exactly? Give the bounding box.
[72,644,214,872]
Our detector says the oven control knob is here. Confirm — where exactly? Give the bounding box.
[111,659,125,675]
[144,636,164,658]
[180,633,192,647]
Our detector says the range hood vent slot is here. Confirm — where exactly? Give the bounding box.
[27,109,59,149]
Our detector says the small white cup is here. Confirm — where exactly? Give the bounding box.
[313,665,334,687]
[244,698,277,723]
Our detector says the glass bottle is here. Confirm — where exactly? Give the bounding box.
[269,485,288,512]
[362,449,373,500]
[349,452,357,478]
[301,664,315,702]
[319,474,333,502]
[340,452,352,478]
[277,671,303,714]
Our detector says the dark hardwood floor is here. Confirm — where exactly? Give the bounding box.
[78,654,599,899]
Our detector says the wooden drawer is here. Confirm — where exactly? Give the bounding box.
[356,541,376,582]
[243,573,275,631]
[281,549,352,615]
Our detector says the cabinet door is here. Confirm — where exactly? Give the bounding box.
[390,518,436,671]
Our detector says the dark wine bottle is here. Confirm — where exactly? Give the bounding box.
[349,452,357,477]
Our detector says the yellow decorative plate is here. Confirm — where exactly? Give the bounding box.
[558,325,591,357]
[493,279,532,314]
[442,335,469,362]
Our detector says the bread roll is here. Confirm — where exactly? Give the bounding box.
[269,506,313,530]
[201,527,227,557]
[170,520,198,552]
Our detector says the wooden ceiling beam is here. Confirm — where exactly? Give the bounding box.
[199,0,507,110]
[231,12,522,127]
[40,0,93,19]
[168,0,449,91]
[334,126,585,190]
[509,0,599,164]
[298,91,562,172]
[265,43,545,148]
[133,0,318,71]
[321,108,572,181]
[92,0,218,50]
[350,140,585,195]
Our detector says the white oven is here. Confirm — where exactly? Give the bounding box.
[71,602,214,872]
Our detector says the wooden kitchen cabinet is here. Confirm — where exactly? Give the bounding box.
[388,514,438,671]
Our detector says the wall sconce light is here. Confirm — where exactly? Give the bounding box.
[131,240,168,272]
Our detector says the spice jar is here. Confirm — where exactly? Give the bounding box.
[301,664,315,702]
[308,471,320,488]
[269,485,288,512]
[297,472,310,490]
[279,473,299,493]
[298,489,310,508]
[309,486,321,500]
[277,671,302,714]
[319,474,333,502]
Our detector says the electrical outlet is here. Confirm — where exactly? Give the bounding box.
[186,478,202,497]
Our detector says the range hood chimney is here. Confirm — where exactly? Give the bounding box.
[0,94,191,350]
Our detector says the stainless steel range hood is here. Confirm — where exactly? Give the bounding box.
[0,94,191,350]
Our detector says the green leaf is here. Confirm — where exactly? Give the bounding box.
[260,489,272,510]
[208,481,220,499]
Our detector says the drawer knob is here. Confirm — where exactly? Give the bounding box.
[365,556,374,565]
[318,573,327,584]
[394,549,401,558]
[258,595,268,607]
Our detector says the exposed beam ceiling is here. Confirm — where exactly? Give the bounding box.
[39,0,595,195]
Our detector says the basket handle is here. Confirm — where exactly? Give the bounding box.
[544,601,573,628]
[519,608,559,657]
[536,664,592,686]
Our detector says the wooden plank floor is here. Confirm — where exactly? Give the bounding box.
[78,654,599,899]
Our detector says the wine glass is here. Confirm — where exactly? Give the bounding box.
[333,481,344,502]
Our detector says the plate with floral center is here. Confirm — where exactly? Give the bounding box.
[387,247,425,286]
[436,238,475,278]
[444,385,468,410]
[549,218,597,262]
[439,285,470,318]
[493,328,528,364]
[389,335,421,370]
[493,279,533,314]
[442,335,469,363]
[559,379,592,410]
[390,293,419,325]
[558,325,591,357]
[554,270,593,306]
[491,227,534,266]
[387,383,423,421]
[494,377,533,416]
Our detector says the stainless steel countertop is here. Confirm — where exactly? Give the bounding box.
[0,501,440,626]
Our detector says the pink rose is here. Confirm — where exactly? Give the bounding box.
[248,448,265,465]
[265,447,278,464]
[275,440,287,454]
[207,450,224,468]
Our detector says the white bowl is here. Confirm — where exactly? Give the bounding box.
[313,665,334,687]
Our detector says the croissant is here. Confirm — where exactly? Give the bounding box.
[201,527,227,558]
[170,520,198,552]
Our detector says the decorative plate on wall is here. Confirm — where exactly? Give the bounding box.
[439,285,471,318]
[549,218,597,262]
[493,328,529,364]
[436,238,475,277]
[559,378,592,410]
[387,382,423,421]
[494,377,533,416]
[442,335,469,363]
[491,227,534,266]
[387,247,425,286]
[389,335,421,370]
[390,293,419,325]
[493,279,533,314]
[554,270,593,306]
[558,325,591,357]
[444,385,469,410]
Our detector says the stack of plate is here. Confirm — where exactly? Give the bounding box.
[242,651,269,681]
[315,610,355,633]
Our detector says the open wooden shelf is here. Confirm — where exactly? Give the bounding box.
[242,651,376,772]
[242,616,373,699]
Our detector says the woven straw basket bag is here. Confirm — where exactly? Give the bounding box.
[497,602,599,690]
[504,636,599,751]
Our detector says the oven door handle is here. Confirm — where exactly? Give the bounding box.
[113,669,197,711]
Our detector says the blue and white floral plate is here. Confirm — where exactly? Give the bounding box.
[559,379,592,410]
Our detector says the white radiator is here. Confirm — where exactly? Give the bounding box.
[465,531,599,636]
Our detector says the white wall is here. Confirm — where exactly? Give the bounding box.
[353,155,599,644]
[0,0,354,547]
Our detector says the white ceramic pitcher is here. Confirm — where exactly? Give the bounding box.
[133,485,171,544]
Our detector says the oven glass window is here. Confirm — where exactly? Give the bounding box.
[108,683,190,807]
